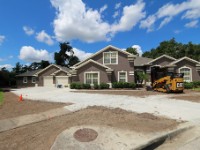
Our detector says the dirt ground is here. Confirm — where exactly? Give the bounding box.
[0,106,179,150]
[72,89,163,97]
[170,90,200,103]
[0,90,70,120]
[73,89,200,103]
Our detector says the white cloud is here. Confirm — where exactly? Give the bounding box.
[132,45,143,56]
[0,35,5,45]
[115,2,121,9]
[182,8,200,19]
[19,46,53,62]
[73,48,93,61]
[158,17,172,29]
[50,0,146,43]
[140,15,156,32]
[100,4,108,13]
[36,30,54,45]
[113,11,119,18]
[140,0,200,31]
[0,58,5,61]
[0,64,13,70]
[8,55,13,59]
[185,20,198,28]
[23,26,34,35]
[174,30,181,34]
[111,0,146,33]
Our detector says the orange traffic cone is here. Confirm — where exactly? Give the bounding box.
[19,94,23,102]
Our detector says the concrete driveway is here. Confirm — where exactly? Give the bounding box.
[12,87,200,123]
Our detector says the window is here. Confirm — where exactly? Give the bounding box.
[118,71,127,82]
[85,72,99,85]
[103,52,118,64]
[32,77,36,83]
[179,67,192,82]
[23,77,28,83]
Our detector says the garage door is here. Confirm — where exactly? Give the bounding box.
[56,76,69,87]
[43,76,54,87]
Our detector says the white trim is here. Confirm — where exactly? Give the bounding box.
[118,71,128,82]
[103,51,118,65]
[32,77,36,83]
[171,57,200,65]
[73,45,136,67]
[84,71,100,85]
[23,77,28,83]
[147,54,176,64]
[55,76,69,78]
[35,64,60,76]
[179,66,192,82]
[51,69,71,76]
[75,59,111,70]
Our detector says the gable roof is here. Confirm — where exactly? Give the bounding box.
[170,56,200,65]
[35,64,60,75]
[74,59,112,70]
[73,45,136,67]
[134,57,153,66]
[147,54,176,64]
[51,69,71,76]
[35,64,71,75]
[16,69,42,77]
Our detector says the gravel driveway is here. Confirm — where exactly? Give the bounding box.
[12,87,200,123]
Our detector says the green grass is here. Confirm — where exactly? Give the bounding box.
[193,88,200,92]
[0,88,3,105]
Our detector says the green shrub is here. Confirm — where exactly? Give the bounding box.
[75,83,82,89]
[112,82,136,89]
[82,83,91,89]
[129,82,136,89]
[117,82,124,88]
[112,82,118,88]
[93,84,99,89]
[193,81,200,88]
[70,83,83,89]
[184,82,193,89]
[123,82,130,88]
[99,83,110,89]
[70,83,77,89]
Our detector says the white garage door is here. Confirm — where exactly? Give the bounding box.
[56,76,69,87]
[43,76,54,87]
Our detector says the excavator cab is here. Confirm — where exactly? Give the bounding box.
[150,66,184,93]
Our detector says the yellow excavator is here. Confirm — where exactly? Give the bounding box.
[150,66,184,93]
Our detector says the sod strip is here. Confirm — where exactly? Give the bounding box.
[0,89,3,105]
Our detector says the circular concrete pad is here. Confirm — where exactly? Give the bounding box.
[50,125,151,150]
[74,128,98,142]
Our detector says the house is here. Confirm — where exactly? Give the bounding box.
[16,46,200,88]
[135,54,200,82]
[16,45,136,88]
[16,64,71,88]
[70,45,136,87]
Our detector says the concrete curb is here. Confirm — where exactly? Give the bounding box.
[134,123,194,150]
[0,107,71,133]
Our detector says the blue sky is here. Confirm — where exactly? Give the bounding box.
[0,0,200,69]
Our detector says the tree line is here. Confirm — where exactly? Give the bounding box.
[142,38,200,61]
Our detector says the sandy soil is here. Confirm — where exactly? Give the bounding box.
[72,90,163,97]
[73,89,200,103]
[0,90,69,120]
[170,90,200,103]
[0,106,179,150]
